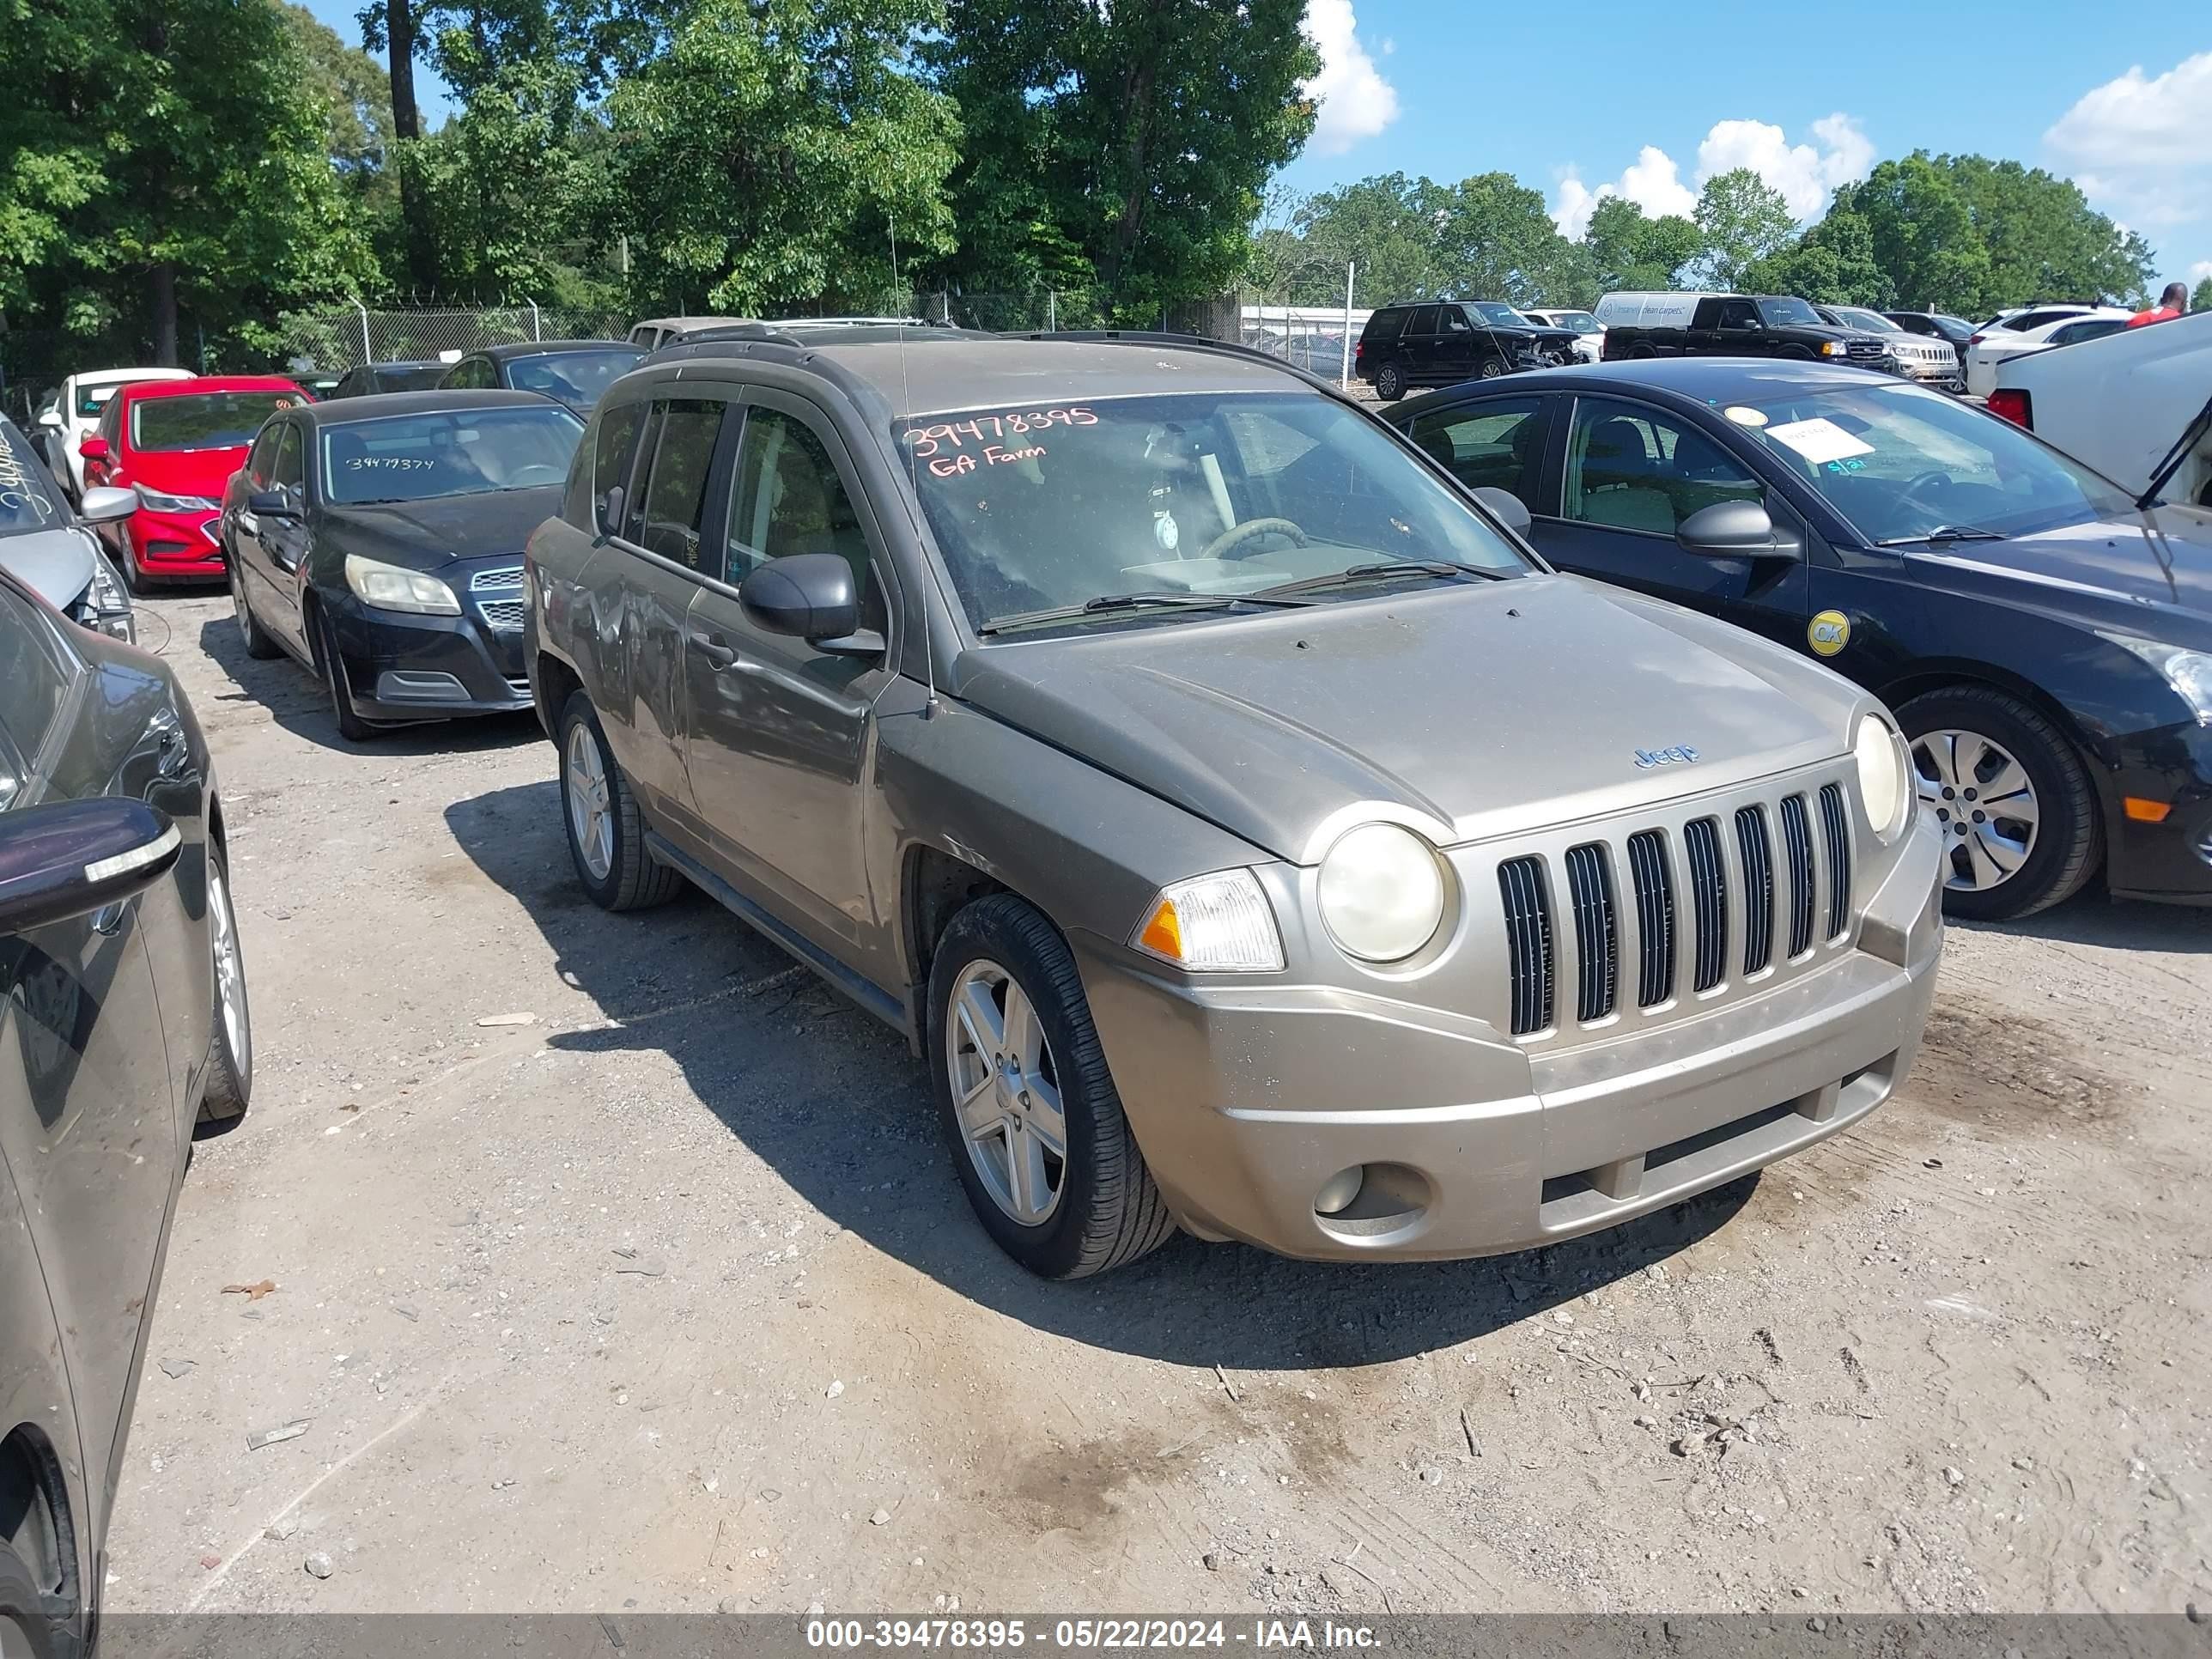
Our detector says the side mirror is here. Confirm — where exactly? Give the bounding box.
[77,486,137,525]
[78,436,110,463]
[1677,499,1801,560]
[1474,486,1532,536]
[35,408,62,430]
[738,552,879,653]
[247,489,299,521]
[0,799,180,933]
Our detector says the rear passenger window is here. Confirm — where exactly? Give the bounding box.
[1407,398,1547,502]
[634,399,726,574]
[1363,310,1407,343]
[726,407,884,632]
[1407,305,1440,336]
[592,402,647,533]
[270,425,304,494]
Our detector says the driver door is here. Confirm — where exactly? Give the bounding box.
[251,422,312,652]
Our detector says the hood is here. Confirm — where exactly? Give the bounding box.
[1912,507,2212,643]
[953,575,1857,862]
[0,526,98,608]
[319,486,562,572]
[126,445,248,498]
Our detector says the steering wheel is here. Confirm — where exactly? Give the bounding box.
[1198,517,1309,562]
[506,464,568,487]
[1899,469,1953,501]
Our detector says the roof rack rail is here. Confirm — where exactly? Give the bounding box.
[995,329,1348,394]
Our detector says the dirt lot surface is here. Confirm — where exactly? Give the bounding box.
[112,589,2209,1618]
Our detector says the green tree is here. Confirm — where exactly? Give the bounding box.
[414,61,602,301]
[1291,173,1449,307]
[1692,168,1797,290]
[1838,158,1988,314]
[927,0,1318,313]
[1581,197,1702,293]
[282,4,401,270]
[1431,173,1594,306]
[2194,277,2212,313]
[1741,210,1893,307]
[605,0,960,315]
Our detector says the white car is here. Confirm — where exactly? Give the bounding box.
[1520,307,1605,363]
[34,367,195,501]
[1962,307,2130,398]
[1990,308,2210,507]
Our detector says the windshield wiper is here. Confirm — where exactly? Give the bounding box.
[975,590,1311,636]
[1877,525,2007,547]
[1251,559,1504,600]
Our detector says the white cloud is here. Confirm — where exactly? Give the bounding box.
[2191,259,2212,284]
[1552,114,1875,237]
[2045,52,2212,228]
[1302,0,1400,156]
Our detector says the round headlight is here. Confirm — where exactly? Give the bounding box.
[1855,714,1911,842]
[1317,823,1447,963]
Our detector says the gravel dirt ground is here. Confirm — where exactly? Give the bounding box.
[110,588,2209,1618]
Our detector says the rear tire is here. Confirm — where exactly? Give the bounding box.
[557,690,684,911]
[1373,363,1405,402]
[0,1545,69,1659]
[1896,684,2100,921]
[196,836,252,1126]
[927,894,1176,1279]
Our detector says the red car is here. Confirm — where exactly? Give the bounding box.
[81,375,308,586]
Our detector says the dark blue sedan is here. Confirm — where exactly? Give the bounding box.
[1383,359,2212,920]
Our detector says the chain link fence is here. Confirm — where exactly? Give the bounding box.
[271,303,629,380]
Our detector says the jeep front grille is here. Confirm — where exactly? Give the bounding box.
[1477,766,1858,1047]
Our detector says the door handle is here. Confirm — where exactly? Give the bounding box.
[697,639,738,671]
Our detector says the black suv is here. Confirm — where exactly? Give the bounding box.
[1599,294,1894,370]
[1355,301,1545,400]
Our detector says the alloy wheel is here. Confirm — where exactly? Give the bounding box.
[945,959,1066,1225]
[1914,727,2039,893]
[208,851,250,1083]
[564,722,615,882]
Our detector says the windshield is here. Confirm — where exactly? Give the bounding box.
[1931,315,1972,340]
[900,392,1531,632]
[320,407,584,505]
[132,390,300,452]
[1553,313,1600,332]
[0,420,68,538]
[1757,298,1823,327]
[1834,308,1899,333]
[1727,381,2134,543]
[504,349,641,409]
[1468,302,1528,326]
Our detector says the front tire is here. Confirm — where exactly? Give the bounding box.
[314,609,379,742]
[197,836,252,1126]
[927,895,1176,1279]
[1479,358,1507,379]
[1897,685,2100,921]
[1373,363,1405,402]
[557,691,684,911]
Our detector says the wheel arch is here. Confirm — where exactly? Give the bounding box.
[1,1422,81,1620]
[532,649,583,746]
[900,843,1012,1050]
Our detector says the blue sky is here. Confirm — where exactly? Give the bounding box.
[307,0,2211,290]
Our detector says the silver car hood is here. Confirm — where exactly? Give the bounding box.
[954,574,1862,863]
[0,526,97,609]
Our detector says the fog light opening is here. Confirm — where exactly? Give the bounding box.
[1314,1165,1365,1216]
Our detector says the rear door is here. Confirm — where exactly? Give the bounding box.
[1401,394,1555,510]
[1530,393,1808,650]
[682,390,898,964]
[0,586,176,1536]
[1433,305,1482,381]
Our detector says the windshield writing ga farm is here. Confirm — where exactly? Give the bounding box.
[900,407,1094,477]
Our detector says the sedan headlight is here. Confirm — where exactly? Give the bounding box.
[1855,713,1911,842]
[343,552,460,617]
[1133,869,1284,973]
[2112,638,2212,727]
[1317,822,1448,963]
[133,484,218,514]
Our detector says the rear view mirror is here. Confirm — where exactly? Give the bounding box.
[738,552,881,655]
[1677,500,1801,560]
[1474,487,1532,535]
[0,799,180,933]
[78,486,137,525]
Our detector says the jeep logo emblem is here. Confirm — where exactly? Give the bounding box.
[1634,745,1700,769]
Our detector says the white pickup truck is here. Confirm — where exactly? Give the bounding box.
[1990,310,2211,507]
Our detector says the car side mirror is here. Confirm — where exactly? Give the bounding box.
[247,489,299,521]
[0,799,179,933]
[1677,499,1801,560]
[738,552,881,654]
[35,408,62,430]
[1474,487,1532,535]
[78,436,110,462]
[78,486,138,525]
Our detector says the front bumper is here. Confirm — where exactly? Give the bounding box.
[2106,724,2212,904]
[127,507,225,580]
[1078,817,1943,1261]
[325,581,532,722]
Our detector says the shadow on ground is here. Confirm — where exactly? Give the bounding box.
[444,778,1757,1370]
[191,613,541,757]
[1960,879,2212,955]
